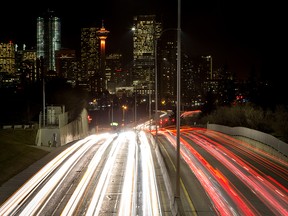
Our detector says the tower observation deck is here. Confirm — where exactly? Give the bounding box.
[96,20,110,91]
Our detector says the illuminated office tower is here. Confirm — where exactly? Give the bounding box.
[96,20,109,91]
[157,32,177,102]
[55,48,77,80]
[80,27,100,92]
[132,15,162,92]
[36,10,61,73]
[0,41,15,74]
[17,47,38,82]
[105,53,124,93]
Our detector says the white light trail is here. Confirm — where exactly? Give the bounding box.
[0,134,108,216]
[139,131,162,216]
[118,131,138,216]
[20,135,105,216]
[61,134,117,216]
[85,132,125,215]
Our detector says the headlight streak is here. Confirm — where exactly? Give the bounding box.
[0,134,107,216]
[60,134,117,216]
[1,130,167,215]
[160,130,246,216]
[118,131,138,216]
[19,135,106,216]
[85,133,125,216]
[184,129,288,215]
[139,131,162,216]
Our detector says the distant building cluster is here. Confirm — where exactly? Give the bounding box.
[0,10,245,110]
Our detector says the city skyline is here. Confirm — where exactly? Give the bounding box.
[0,1,285,82]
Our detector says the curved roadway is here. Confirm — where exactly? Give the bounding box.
[157,127,288,215]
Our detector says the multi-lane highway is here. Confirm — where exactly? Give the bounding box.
[0,125,287,216]
[0,130,175,216]
[157,127,288,215]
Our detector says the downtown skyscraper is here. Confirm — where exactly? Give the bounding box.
[132,15,162,94]
[36,9,61,73]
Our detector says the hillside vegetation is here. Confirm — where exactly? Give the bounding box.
[184,103,288,143]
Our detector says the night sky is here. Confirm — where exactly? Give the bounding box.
[0,0,286,82]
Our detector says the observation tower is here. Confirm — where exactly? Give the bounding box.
[96,20,110,90]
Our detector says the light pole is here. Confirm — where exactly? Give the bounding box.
[155,39,158,143]
[111,100,114,125]
[176,0,181,199]
[122,105,127,126]
[149,69,152,132]
[134,89,137,126]
[154,27,178,145]
[154,19,181,199]
[42,76,46,127]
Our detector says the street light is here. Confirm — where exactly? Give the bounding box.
[122,105,127,126]
[110,100,114,125]
[176,0,181,199]
[155,39,158,143]
[154,27,178,145]
[154,16,181,199]
[134,89,137,126]
[149,70,152,132]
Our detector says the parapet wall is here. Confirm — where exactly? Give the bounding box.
[207,124,288,159]
[36,108,89,147]
[59,109,89,145]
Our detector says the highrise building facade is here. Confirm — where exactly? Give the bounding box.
[0,41,15,74]
[157,31,177,105]
[105,53,125,94]
[132,15,162,95]
[80,27,100,92]
[17,48,38,83]
[36,10,61,73]
[55,48,77,80]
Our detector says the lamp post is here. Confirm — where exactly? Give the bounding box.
[111,100,114,125]
[154,20,181,199]
[175,0,181,199]
[134,89,137,126]
[42,76,46,127]
[154,39,158,143]
[122,105,127,126]
[149,70,152,132]
[154,27,178,145]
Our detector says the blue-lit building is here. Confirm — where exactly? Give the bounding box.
[36,9,61,73]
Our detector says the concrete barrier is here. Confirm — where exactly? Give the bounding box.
[36,108,89,147]
[207,124,287,159]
